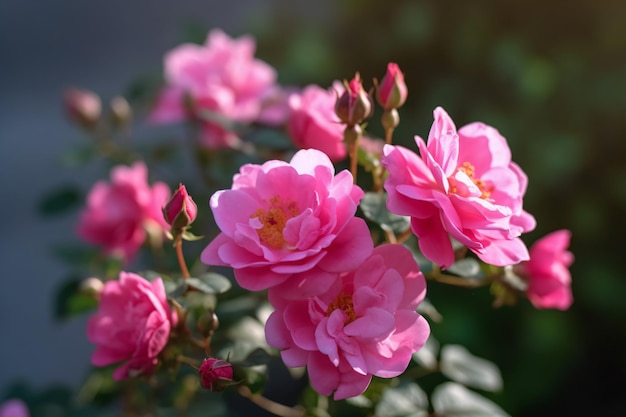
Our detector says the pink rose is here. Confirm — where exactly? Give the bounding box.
[77,162,170,264]
[286,84,347,161]
[0,399,29,417]
[64,87,101,129]
[150,29,277,148]
[201,149,373,296]
[517,230,574,310]
[87,272,176,380]
[376,62,408,110]
[265,244,430,400]
[382,107,536,268]
[199,358,234,391]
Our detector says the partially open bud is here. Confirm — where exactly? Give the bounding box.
[199,358,233,391]
[376,62,408,110]
[163,184,197,233]
[335,73,373,126]
[64,87,101,129]
[109,96,132,129]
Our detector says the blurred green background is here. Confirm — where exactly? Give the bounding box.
[2,0,625,415]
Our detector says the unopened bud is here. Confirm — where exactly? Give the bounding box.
[79,277,104,299]
[376,62,408,111]
[163,184,198,233]
[109,96,132,129]
[335,73,373,126]
[199,358,233,391]
[64,88,101,129]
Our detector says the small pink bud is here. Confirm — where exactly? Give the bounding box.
[335,73,373,126]
[64,88,101,129]
[109,96,132,129]
[79,277,104,299]
[376,62,408,110]
[199,358,233,391]
[163,184,197,232]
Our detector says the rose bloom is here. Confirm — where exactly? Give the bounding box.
[87,272,176,380]
[77,162,170,264]
[265,244,430,400]
[516,229,574,310]
[201,149,373,296]
[0,399,29,417]
[286,83,347,161]
[382,107,536,269]
[199,358,234,391]
[150,29,277,148]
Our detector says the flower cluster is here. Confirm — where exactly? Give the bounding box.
[62,28,576,416]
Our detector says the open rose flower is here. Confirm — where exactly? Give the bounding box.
[382,107,536,268]
[0,399,29,417]
[201,149,373,296]
[150,29,278,148]
[287,83,347,161]
[265,244,430,400]
[516,229,574,310]
[77,162,170,264]
[87,272,176,380]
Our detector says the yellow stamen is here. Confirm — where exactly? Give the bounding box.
[251,195,299,249]
[326,292,357,323]
[449,162,494,199]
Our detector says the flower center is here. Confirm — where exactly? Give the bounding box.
[448,162,494,199]
[251,195,299,249]
[326,292,357,323]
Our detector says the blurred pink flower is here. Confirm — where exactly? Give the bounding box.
[265,244,430,400]
[87,272,176,380]
[0,399,29,417]
[77,162,170,264]
[382,107,536,268]
[199,358,233,391]
[518,230,574,310]
[201,149,372,296]
[287,84,347,161]
[150,29,278,148]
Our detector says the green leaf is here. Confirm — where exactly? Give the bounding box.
[375,381,429,417]
[54,278,98,320]
[236,347,274,367]
[248,128,293,149]
[432,382,510,417]
[360,192,410,234]
[51,243,100,266]
[440,345,503,392]
[447,258,482,278]
[37,186,81,216]
[412,334,440,370]
[186,273,232,295]
[61,145,98,168]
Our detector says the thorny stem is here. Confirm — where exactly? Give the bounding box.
[349,139,358,184]
[237,386,305,417]
[177,355,202,368]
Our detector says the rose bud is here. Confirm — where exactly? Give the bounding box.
[376,62,408,111]
[334,73,373,126]
[64,87,102,129]
[109,96,132,129]
[199,358,233,391]
[163,184,197,232]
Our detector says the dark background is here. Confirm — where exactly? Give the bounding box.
[2,0,625,415]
